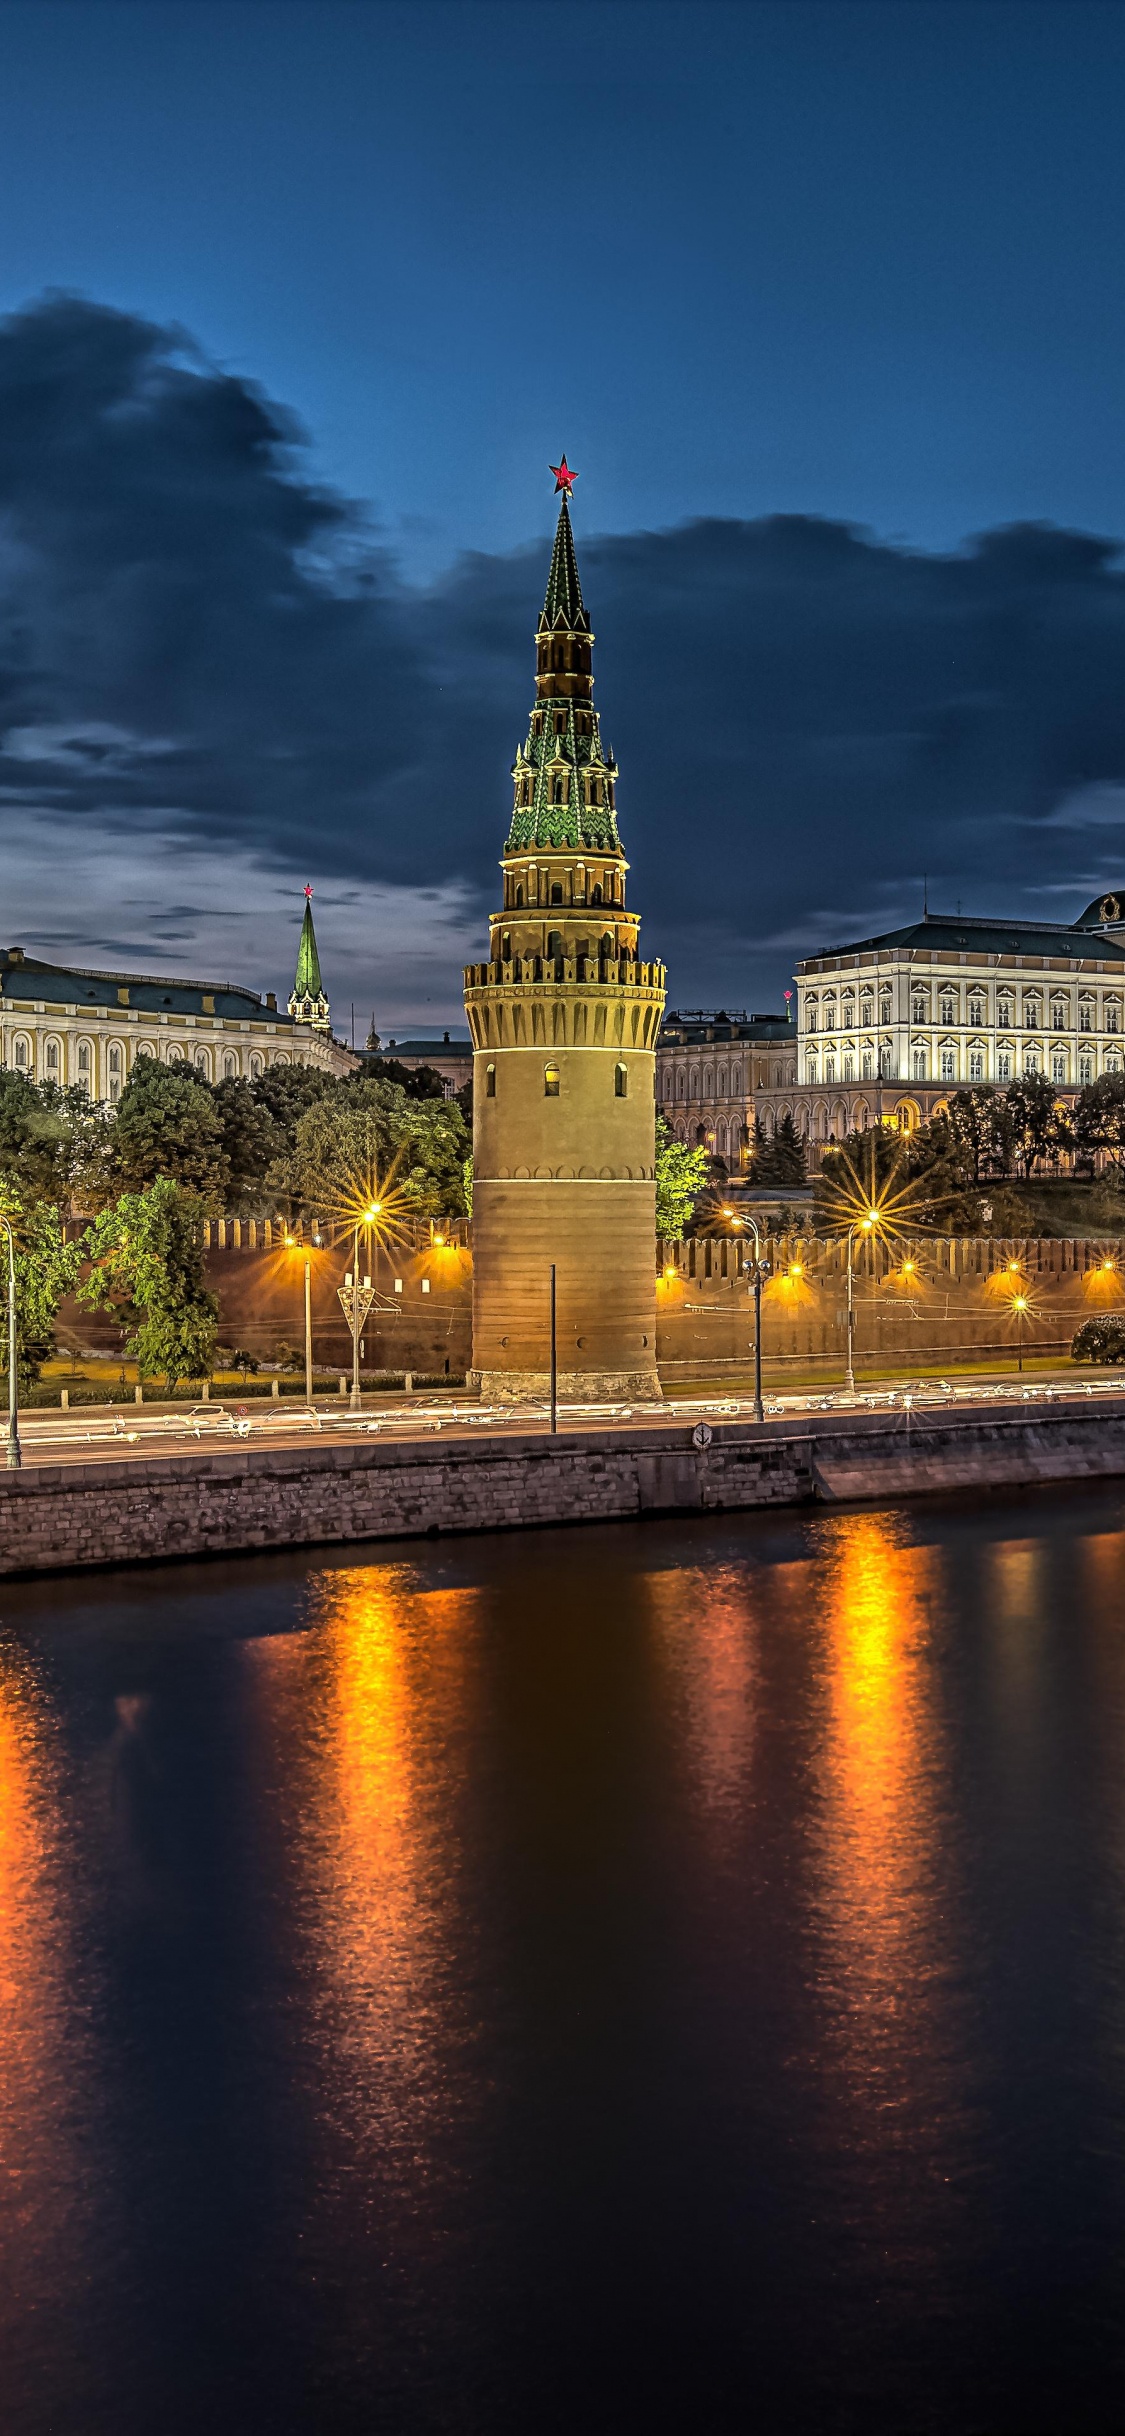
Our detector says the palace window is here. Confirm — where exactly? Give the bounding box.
[1106,1003,1121,1034]
[861,1050,873,1080]
[1023,999,1041,1029]
[940,997,956,1026]
[1024,1049,1040,1075]
[731,1064,742,1093]
[968,998,985,1027]
[879,1046,892,1077]
[108,1045,121,1074]
[1050,999,1068,1029]
[879,995,892,1025]
[1079,1000,1093,1031]
[1080,1054,1093,1084]
[825,1056,836,1082]
[843,1054,854,1081]
[997,1050,1012,1081]
[1107,1049,1123,1074]
[249,1052,263,1078]
[860,997,873,1025]
[544,1063,560,1097]
[45,1039,58,1071]
[997,999,1014,1027]
[77,1042,89,1072]
[1052,1052,1067,1084]
[223,1052,237,1078]
[940,1048,956,1080]
[911,996,926,1024]
[806,1004,817,1032]
[13,1037,27,1068]
[969,1050,985,1081]
[615,1063,628,1097]
[912,1049,927,1080]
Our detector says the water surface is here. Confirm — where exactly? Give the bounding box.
[2,1489,1125,2432]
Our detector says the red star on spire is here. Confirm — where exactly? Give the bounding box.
[304,883,313,899]
[549,457,577,496]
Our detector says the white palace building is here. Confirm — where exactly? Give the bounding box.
[778,891,1125,1152]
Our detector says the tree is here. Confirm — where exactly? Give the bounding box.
[364,1056,448,1101]
[79,1177,218,1388]
[936,1087,1001,1185]
[751,1112,806,1188]
[110,1056,229,1206]
[278,1078,471,1221]
[250,1063,333,1145]
[212,1076,286,1210]
[0,1197,83,1387]
[0,1073,110,1214]
[1071,1076,1125,1178]
[1003,1073,1068,1179]
[655,1116,710,1238]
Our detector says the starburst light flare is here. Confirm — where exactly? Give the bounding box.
[816,1136,934,1249]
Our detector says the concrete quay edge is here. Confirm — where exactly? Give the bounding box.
[2,1395,1125,1577]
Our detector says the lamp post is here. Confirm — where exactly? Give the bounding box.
[337,1201,381,1412]
[0,1216,20,1469]
[735,1212,771,1424]
[285,1233,315,1404]
[549,1261,558,1435]
[845,1213,877,1396]
[1013,1291,1028,1374]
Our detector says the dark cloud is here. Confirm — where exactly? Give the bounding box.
[1,292,1124,1012]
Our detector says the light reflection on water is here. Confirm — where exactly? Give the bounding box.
[2,1491,1125,2431]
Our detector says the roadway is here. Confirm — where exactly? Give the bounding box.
[7,1372,1125,1469]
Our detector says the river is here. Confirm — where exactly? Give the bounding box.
[2,1488,1125,2432]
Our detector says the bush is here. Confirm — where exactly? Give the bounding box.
[1072,1317,1125,1365]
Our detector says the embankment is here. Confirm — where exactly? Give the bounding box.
[2,1397,1125,1576]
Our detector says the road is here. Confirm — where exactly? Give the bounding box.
[5,1372,1124,1468]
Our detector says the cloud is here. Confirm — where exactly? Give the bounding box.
[1,291,1124,1020]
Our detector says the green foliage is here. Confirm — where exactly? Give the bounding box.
[280,1078,471,1219]
[655,1116,711,1239]
[110,1056,229,1206]
[363,1056,448,1101]
[751,1111,806,1189]
[0,1198,83,1387]
[1003,1073,1069,1178]
[78,1176,218,1387]
[1072,1316,1125,1365]
[250,1062,334,1143]
[1071,1075,1125,1175]
[0,1073,111,1214]
[462,1155,473,1218]
[212,1077,286,1211]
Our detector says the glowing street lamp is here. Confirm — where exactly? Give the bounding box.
[740,1213,772,1423]
[284,1233,317,1405]
[1012,1291,1029,1374]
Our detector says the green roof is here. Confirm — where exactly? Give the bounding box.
[293,894,324,998]
[800,912,1125,968]
[505,498,622,857]
[0,949,295,1021]
[540,497,589,633]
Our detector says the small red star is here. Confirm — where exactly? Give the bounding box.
[549,457,577,496]
[304,883,313,899]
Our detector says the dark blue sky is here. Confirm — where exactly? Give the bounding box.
[0,1,1123,1025]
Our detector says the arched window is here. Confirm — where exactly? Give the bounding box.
[730,1064,742,1093]
[550,882,563,905]
[223,1052,237,1078]
[615,1062,628,1097]
[108,1044,121,1074]
[486,1062,496,1097]
[676,1071,686,1099]
[591,883,602,905]
[249,1052,263,1079]
[547,930,564,961]
[516,885,524,907]
[912,1048,927,1080]
[45,1039,59,1073]
[13,1036,27,1069]
[77,1042,90,1073]
[544,1062,560,1097]
[194,1047,211,1078]
[274,1053,291,1068]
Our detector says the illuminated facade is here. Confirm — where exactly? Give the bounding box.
[0,943,351,1101]
[792,898,1125,1149]
[657,1009,797,1167]
[463,483,666,1401]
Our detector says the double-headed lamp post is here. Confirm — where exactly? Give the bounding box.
[0,1215,20,1469]
[722,1205,771,1424]
[340,1202,381,1412]
[284,1233,317,1405]
[845,1212,878,1396]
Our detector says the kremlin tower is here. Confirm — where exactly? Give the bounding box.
[463,464,666,1403]
[289,885,331,1033]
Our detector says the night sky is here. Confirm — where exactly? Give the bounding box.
[0,0,1123,1028]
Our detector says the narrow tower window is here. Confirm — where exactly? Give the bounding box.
[615,1063,628,1097]
[544,1063,560,1097]
[486,1062,496,1097]
[550,882,563,905]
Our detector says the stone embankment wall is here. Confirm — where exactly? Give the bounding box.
[4,1397,1125,1577]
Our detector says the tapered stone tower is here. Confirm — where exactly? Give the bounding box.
[464,468,666,1403]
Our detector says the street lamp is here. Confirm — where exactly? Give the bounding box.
[741,1214,771,1423]
[338,1200,381,1412]
[845,1211,877,1395]
[1012,1291,1028,1374]
[0,1215,20,1469]
[284,1234,316,1404]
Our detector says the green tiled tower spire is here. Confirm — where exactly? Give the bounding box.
[506,496,621,856]
[288,885,331,1034]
